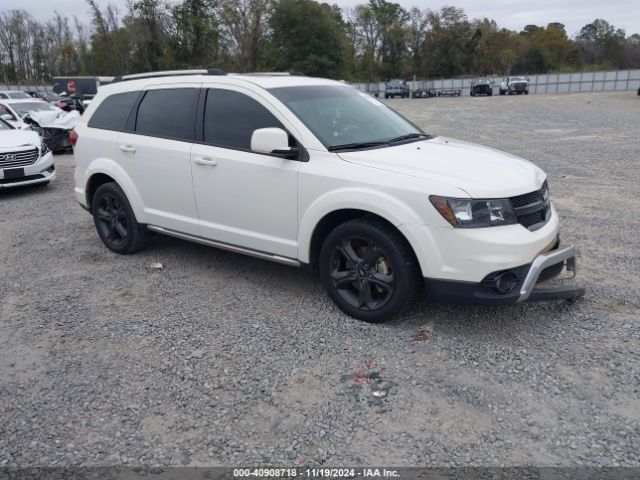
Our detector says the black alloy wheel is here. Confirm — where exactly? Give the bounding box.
[92,182,147,254]
[329,236,395,312]
[95,192,128,248]
[319,218,419,322]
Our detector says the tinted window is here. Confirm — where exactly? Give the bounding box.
[88,92,139,131]
[204,89,284,150]
[136,88,198,141]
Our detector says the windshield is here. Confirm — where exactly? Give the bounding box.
[10,102,57,117]
[0,118,13,130]
[7,91,32,99]
[269,85,426,150]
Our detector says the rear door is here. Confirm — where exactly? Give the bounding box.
[117,84,201,235]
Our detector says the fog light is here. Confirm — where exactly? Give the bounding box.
[495,272,518,294]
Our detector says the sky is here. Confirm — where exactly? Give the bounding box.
[2,0,639,38]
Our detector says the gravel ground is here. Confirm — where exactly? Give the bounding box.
[1,91,639,469]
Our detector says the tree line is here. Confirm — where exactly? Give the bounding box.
[1,0,639,85]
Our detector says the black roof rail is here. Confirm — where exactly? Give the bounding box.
[112,68,226,83]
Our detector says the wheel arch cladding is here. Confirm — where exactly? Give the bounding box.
[84,161,146,222]
[308,209,422,277]
[86,173,116,212]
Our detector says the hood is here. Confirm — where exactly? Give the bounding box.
[337,136,546,198]
[0,129,41,149]
[27,110,80,130]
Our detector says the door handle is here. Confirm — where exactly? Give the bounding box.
[194,157,218,166]
[119,145,136,153]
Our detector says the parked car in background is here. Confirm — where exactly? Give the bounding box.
[384,79,410,98]
[470,78,493,96]
[0,117,55,188]
[73,69,583,322]
[0,99,61,129]
[499,76,530,95]
[26,88,65,103]
[0,90,33,100]
[0,99,79,152]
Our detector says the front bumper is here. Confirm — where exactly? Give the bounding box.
[0,152,56,188]
[424,244,584,305]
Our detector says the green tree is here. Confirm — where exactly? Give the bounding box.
[219,0,271,72]
[529,23,572,68]
[422,6,475,77]
[268,0,345,78]
[171,0,221,68]
[126,0,171,72]
[577,19,626,67]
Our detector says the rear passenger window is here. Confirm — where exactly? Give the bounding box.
[88,91,139,131]
[204,89,284,150]
[136,88,198,142]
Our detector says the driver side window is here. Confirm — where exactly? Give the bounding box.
[203,89,285,151]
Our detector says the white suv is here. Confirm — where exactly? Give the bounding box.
[73,69,582,322]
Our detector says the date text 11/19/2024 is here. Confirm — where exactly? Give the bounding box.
[233,468,400,478]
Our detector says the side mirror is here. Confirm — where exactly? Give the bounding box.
[1,113,13,122]
[251,128,298,159]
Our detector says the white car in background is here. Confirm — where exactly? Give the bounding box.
[0,98,61,129]
[0,118,55,188]
[0,90,33,100]
[0,98,80,152]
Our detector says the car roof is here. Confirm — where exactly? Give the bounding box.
[0,98,51,104]
[98,73,343,95]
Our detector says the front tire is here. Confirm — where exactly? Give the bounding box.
[92,182,147,254]
[319,218,420,322]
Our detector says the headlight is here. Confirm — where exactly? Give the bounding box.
[429,196,517,228]
[40,142,50,155]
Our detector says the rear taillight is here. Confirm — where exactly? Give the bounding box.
[69,130,78,148]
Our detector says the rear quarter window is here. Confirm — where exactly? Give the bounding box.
[88,91,140,131]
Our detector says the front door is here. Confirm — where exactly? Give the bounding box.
[191,88,300,259]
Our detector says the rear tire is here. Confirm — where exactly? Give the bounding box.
[92,182,147,254]
[319,218,420,322]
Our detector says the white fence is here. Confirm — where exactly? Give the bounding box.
[352,68,640,97]
[4,68,640,97]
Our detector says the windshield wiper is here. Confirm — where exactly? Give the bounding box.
[328,141,388,152]
[328,133,430,152]
[387,133,430,143]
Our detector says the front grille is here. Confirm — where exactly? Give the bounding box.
[538,262,564,282]
[510,181,551,231]
[0,148,39,169]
